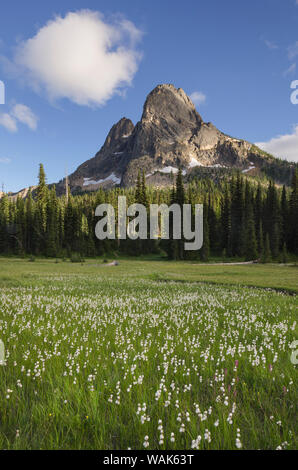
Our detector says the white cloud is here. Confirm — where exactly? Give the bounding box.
[283,63,296,77]
[0,157,11,164]
[11,103,38,130]
[13,10,143,107]
[190,91,206,106]
[0,113,17,132]
[288,41,298,60]
[284,41,298,77]
[0,103,38,132]
[255,125,298,163]
[264,39,278,50]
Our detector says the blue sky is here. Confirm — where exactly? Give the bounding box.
[0,0,298,192]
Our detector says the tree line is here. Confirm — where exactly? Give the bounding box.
[0,164,297,261]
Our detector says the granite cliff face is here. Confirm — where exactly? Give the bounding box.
[52,84,296,193]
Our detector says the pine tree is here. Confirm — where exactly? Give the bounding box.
[245,201,258,261]
[25,188,34,253]
[231,173,244,256]
[200,207,210,262]
[135,170,142,203]
[281,242,288,264]
[289,169,298,254]
[176,169,185,259]
[264,180,280,258]
[271,222,280,259]
[280,185,288,248]
[261,233,272,263]
[36,164,48,204]
[0,193,10,253]
[254,183,263,249]
[207,194,218,252]
[220,185,232,256]
[15,196,25,256]
[36,164,49,242]
[141,171,148,207]
[46,186,59,257]
[175,169,185,206]
[258,221,264,257]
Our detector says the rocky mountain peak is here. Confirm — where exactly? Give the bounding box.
[103,117,134,152]
[50,84,295,194]
[141,83,203,128]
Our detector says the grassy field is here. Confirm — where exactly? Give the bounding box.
[0,258,297,450]
[0,256,298,293]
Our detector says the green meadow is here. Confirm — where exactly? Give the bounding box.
[0,258,297,449]
[0,257,297,293]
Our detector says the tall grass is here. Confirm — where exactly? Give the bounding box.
[0,270,297,449]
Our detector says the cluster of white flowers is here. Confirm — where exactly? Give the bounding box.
[235,428,242,449]
[204,429,211,443]
[276,441,289,450]
[191,435,202,449]
[158,420,164,445]
[143,435,149,448]
[0,276,296,449]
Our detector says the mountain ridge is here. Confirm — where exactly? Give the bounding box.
[6,84,298,199]
[56,83,295,193]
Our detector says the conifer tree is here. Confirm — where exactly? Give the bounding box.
[264,180,280,258]
[175,169,185,206]
[25,188,34,254]
[281,242,288,264]
[245,201,258,261]
[220,185,232,256]
[0,193,10,252]
[135,170,142,203]
[258,221,264,257]
[37,164,48,204]
[231,173,244,256]
[280,185,288,248]
[141,171,148,207]
[200,206,210,262]
[254,183,263,247]
[261,233,272,263]
[289,169,298,253]
[46,186,59,257]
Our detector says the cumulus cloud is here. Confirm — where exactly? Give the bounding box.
[0,103,38,132]
[13,10,143,107]
[255,125,298,163]
[190,91,206,106]
[11,103,38,130]
[0,113,18,132]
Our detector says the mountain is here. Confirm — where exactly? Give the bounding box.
[7,84,297,199]
[54,84,295,194]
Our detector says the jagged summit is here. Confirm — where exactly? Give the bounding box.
[103,117,134,151]
[47,84,296,194]
[141,84,202,126]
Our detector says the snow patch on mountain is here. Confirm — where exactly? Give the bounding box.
[83,173,121,186]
